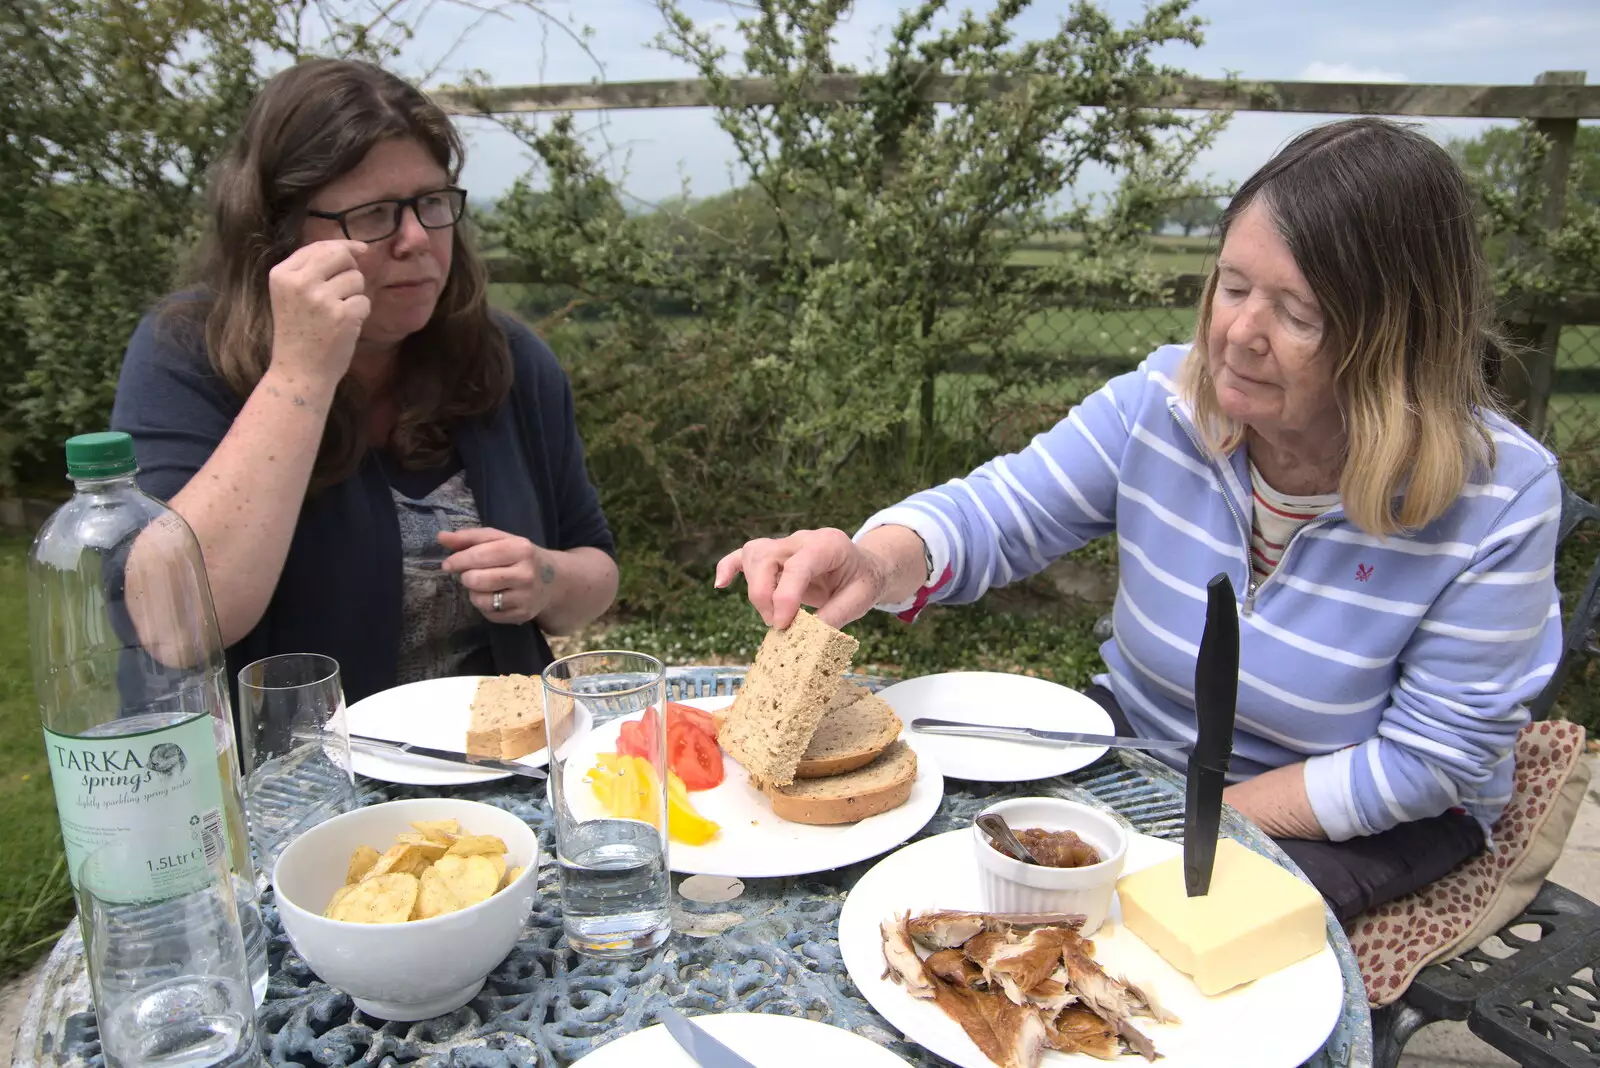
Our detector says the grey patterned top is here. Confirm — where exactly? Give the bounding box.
[393,472,494,685]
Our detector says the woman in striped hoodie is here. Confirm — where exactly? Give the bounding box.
[716,118,1563,920]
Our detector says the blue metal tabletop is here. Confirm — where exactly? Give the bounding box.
[13,666,1372,1068]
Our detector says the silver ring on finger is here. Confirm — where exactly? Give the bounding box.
[492,590,504,613]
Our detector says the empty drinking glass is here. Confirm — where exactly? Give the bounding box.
[78,823,264,1068]
[544,651,671,958]
[237,654,357,877]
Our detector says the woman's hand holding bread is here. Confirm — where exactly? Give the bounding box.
[715,525,930,628]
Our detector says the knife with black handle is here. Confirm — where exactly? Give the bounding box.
[1185,572,1240,897]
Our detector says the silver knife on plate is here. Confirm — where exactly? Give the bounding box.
[657,1005,757,1068]
[348,734,548,779]
[909,717,1186,752]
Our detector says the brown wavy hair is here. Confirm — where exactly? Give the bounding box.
[1179,117,1499,536]
[176,58,511,487]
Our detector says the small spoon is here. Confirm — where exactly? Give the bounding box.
[976,812,1040,865]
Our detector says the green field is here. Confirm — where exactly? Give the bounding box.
[1008,234,1217,274]
[0,538,75,981]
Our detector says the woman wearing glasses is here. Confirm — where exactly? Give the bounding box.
[110,59,618,703]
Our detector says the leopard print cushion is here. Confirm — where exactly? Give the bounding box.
[1348,720,1589,1007]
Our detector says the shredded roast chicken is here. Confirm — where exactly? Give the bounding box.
[882,909,1178,1066]
[881,913,936,999]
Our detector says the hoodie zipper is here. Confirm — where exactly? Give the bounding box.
[1169,409,1254,604]
[1243,513,1338,613]
[1167,407,1342,616]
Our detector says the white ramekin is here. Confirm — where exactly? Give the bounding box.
[970,796,1129,935]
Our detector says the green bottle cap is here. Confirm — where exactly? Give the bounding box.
[65,432,137,480]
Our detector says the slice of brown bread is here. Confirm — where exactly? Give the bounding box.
[763,740,918,825]
[794,680,903,779]
[717,609,859,787]
[466,675,547,760]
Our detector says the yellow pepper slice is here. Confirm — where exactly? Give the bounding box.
[589,766,616,812]
[589,755,718,844]
[589,754,655,823]
[666,770,720,845]
[620,756,654,822]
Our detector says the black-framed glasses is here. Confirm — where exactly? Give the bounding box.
[306,187,468,242]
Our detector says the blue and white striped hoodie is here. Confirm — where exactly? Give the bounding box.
[859,345,1562,840]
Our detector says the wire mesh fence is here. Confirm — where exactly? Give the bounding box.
[1551,323,1600,451]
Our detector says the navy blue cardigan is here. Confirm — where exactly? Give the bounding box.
[110,308,616,705]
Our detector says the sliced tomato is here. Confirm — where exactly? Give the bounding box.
[667,702,718,738]
[616,720,649,760]
[667,720,724,790]
[618,707,660,757]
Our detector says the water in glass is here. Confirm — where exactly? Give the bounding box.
[544,650,672,957]
[556,818,670,954]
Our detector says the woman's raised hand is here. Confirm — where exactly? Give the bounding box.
[267,239,371,388]
[715,528,893,630]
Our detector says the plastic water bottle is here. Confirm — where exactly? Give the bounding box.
[28,432,268,1004]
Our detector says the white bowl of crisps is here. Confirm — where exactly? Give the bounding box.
[970,796,1128,935]
[272,798,538,1021]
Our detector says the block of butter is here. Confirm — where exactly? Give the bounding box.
[1116,838,1326,995]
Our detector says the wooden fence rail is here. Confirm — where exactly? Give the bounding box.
[435,74,1600,120]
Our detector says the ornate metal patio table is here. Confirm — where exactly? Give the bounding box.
[14,666,1373,1068]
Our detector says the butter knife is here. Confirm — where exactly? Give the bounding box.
[657,1005,757,1068]
[348,734,548,780]
[909,717,1185,752]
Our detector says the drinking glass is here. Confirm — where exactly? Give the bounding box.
[544,650,671,958]
[77,823,264,1068]
[237,653,357,877]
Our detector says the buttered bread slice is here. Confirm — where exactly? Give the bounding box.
[466,674,548,760]
[717,609,859,787]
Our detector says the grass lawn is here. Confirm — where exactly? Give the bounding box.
[604,550,1111,687]
[0,537,74,982]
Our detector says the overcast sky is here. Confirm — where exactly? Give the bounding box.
[378,0,1599,206]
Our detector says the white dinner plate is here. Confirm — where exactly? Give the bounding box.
[344,676,586,786]
[875,672,1117,782]
[571,1012,913,1067]
[838,830,1344,1068]
[563,696,944,878]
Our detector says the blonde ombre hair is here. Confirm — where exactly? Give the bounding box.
[1179,118,1500,537]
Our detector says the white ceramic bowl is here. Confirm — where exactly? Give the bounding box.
[970,797,1128,935]
[273,798,540,1021]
